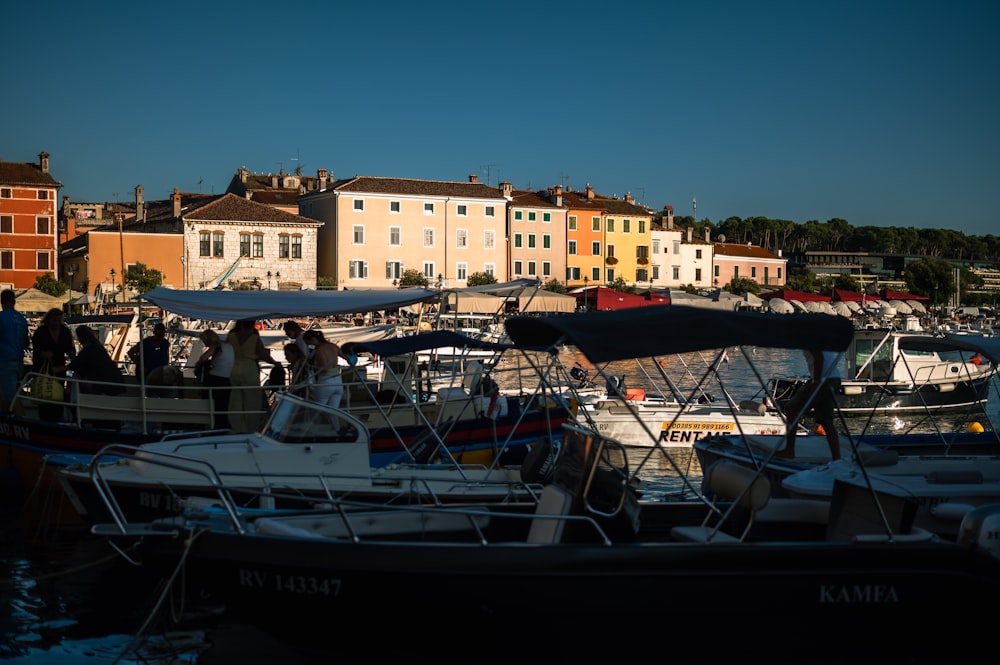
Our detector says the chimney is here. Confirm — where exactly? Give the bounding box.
[135,185,144,222]
[468,173,478,184]
[705,228,711,243]
[39,151,50,174]
[317,168,328,189]
[553,184,562,207]
[666,207,674,230]
[239,166,249,184]
[500,181,513,197]
[586,184,594,200]
[687,227,692,243]
[625,192,633,203]
[172,188,181,218]
[271,175,279,188]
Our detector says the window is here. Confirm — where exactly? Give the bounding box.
[696,249,703,259]
[422,262,435,278]
[349,260,368,279]
[592,217,600,231]
[733,266,740,279]
[607,219,615,233]
[514,211,523,221]
[543,212,551,223]
[279,235,290,258]
[636,268,648,281]
[213,233,225,257]
[390,200,401,213]
[528,234,536,248]
[424,203,434,215]
[484,263,495,276]
[386,261,403,280]
[0,251,11,269]
[638,220,646,234]
[568,216,577,230]
[199,232,211,257]
[291,236,302,259]
[0,215,11,233]
[672,266,679,280]
[513,260,523,275]
[714,265,720,278]
[456,229,468,248]
[622,219,630,233]
[0,188,10,198]
[695,268,702,281]
[606,268,615,282]
[567,266,581,280]
[751,266,757,279]
[592,267,600,281]
[457,204,467,216]
[542,261,551,277]
[456,262,468,280]
[543,234,551,249]
[673,241,681,255]
[528,212,536,222]
[652,239,660,254]
[484,229,495,250]
[764,267,770,284]
[636,245,648,260]
[485,206,495,217]
[389,226,401,246]
[250,234,262,257]
[607,244,615,257]
[514,233,522,248]
[353,225,365,245]
[37,251,50,270]
[568,240,577,255]
[592,241,600,255]
[423,228,435,247]
[37,190,49,200]
[527,261,536,276]
[36,217,50,235]
[353,199,364,211]
[778,267,783,280]
[240,233,251,257]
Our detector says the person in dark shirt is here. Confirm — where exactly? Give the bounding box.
[68,325,125,396]
[31,308,76,421]
[127,322,170,382]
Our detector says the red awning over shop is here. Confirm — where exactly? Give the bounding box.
[576,286,671,310]
[759,289,830,302]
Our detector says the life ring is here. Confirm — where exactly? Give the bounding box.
[255,322,264,330]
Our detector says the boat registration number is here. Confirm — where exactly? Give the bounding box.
[659,422,734,443]
[239,568,342,596]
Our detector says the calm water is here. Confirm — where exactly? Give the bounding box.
[2,345,997,662]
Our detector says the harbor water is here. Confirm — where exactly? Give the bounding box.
[2,346,997,663]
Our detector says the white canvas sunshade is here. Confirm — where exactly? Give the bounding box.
[768,298,794,314]
[889,300,913,314]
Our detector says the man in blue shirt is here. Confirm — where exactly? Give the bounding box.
[0,289,30,416]
[127,322,170,382]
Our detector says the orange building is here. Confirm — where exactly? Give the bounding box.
[0,152,62,290]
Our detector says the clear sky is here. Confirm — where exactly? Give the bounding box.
[3,1,997,236]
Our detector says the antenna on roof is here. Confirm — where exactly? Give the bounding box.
[197,178,203,193]
[291,149,305,176]
[480,163,497,186]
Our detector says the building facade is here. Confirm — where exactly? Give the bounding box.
[0,152,62,290]
[506,185,568,284]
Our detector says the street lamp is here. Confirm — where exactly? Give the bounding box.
[583,275,589,311]
[66,264,76,311]
[266,270,273,289]
[109,269,117,305]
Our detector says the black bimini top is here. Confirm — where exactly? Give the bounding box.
[899,333,1000,365]
[504,305,856,363]
[344,330,519,356]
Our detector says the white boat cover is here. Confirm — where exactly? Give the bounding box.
[140,286,439,321]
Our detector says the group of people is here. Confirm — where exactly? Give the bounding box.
[0,287,356,435]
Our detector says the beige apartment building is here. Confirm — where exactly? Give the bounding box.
[299,175,509,289]
[505,184,568,284]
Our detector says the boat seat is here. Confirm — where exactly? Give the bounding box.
[527,484,575,544]
[671,461,771,543]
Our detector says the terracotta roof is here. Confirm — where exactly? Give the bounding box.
[713,242,783,260]
[316,176,507,200]
[250,190,301,205]
[510,190,564,208]
[0,160,61,187]
[184,193,321,225]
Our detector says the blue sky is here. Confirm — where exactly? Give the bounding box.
[3,1,997,236]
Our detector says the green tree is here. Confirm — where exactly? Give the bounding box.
[398,269,429,288]
[903,257,955,306]
[124,262,164,297]
[317,276,337,290]
[726,277,760,296]
[541,278,567,293]
[609,276,636,294]
[34,272,67,297]
[784,265,816,292]
[466,271,497,287]
[833,274,862,293]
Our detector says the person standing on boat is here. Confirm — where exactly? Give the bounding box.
[127,322,170,383]
[31,308,76,422]
[68,325,126,395]
[303,329,350,415]
[196,329,234,430]
[227,319,277,433]
[282,320,312,361]
[778,349,841,460]
[0,289,29,416]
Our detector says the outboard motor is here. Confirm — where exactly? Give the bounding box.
[957,504,1000,558]
[606,375,626,398]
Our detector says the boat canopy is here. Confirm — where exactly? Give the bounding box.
[345,330,520,356]
[898,333,1000,365]
[139,286,439,321]
[504,305,855,363]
